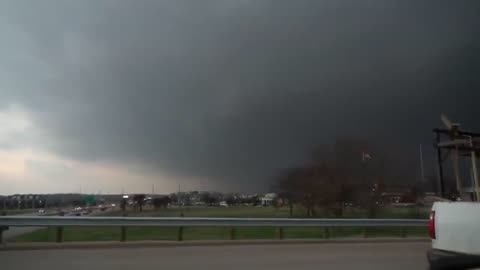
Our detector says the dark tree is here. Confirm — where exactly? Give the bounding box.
[199,193,218,206]
[120,198,127,212]
[275,138,389,218]
[169,193,178,204]
[153,197,171,209]
[133,194,146,212]
[225,195,237,206]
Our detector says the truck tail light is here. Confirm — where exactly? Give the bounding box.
[429,211,436,239]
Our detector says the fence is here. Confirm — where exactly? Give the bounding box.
[0,216,429,243]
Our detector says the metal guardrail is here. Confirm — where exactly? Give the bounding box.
[0,216,429,227]
[0,216,429,243]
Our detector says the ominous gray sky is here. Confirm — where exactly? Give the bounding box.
[1,1,479,194]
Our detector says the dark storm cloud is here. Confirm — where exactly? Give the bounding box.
[1,1,480,191]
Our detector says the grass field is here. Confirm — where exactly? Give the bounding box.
[12,206,430,243]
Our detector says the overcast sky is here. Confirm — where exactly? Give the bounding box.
[1,1,479,195]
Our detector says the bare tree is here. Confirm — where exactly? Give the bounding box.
[153,196,171,209]
[275,138,388,218]
[133,194,146,212]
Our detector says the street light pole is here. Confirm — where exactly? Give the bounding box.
[419,144,426,182]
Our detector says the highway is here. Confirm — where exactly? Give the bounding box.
[1,242,430,270]
[2,212,49,240]
[3,207,115,240]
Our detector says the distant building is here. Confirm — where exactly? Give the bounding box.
[260,193,277,206]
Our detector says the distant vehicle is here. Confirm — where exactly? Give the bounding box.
[38,209,45,213]
[193,202,206,206]
[219,201,228,207]
[428,202,480,270]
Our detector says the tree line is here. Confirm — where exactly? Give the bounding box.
[274,138,388,217]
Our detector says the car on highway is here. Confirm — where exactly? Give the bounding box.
[428,202,480,270]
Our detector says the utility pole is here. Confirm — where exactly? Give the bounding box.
[419,144,426,182]
[452,146,463,198]
[435,132,446,197]
[469,136,480,201]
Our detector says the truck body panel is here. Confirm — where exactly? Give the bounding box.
[432,202,480,255]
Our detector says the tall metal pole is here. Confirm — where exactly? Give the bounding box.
[419,144,426,182]
[435,132,446,197]
[469,136,479,201]
[453,147,462,197]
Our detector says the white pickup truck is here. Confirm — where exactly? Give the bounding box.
[428,202,480,270]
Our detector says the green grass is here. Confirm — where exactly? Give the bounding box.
[102,205,430,219]
[12,206,430,243]
[102,206,295,218]
[14,227,121,242]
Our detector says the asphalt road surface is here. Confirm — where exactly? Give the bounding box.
[1,242,430,270]
[3,208,115,240]
[3,212,48,240]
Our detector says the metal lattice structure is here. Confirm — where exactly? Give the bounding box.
[433,115,480,200]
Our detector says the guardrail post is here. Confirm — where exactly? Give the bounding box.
[120,212,127,242]
[56,212,64,243]
[0,226,8,244]
[56,226,64,243]
[229,228,236,240]
[278,227,284,240]
[177,227,184,241]
[0,211,6,244]
[177,212,184,241]
[120,227,127,242]
[323,227,330,239]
